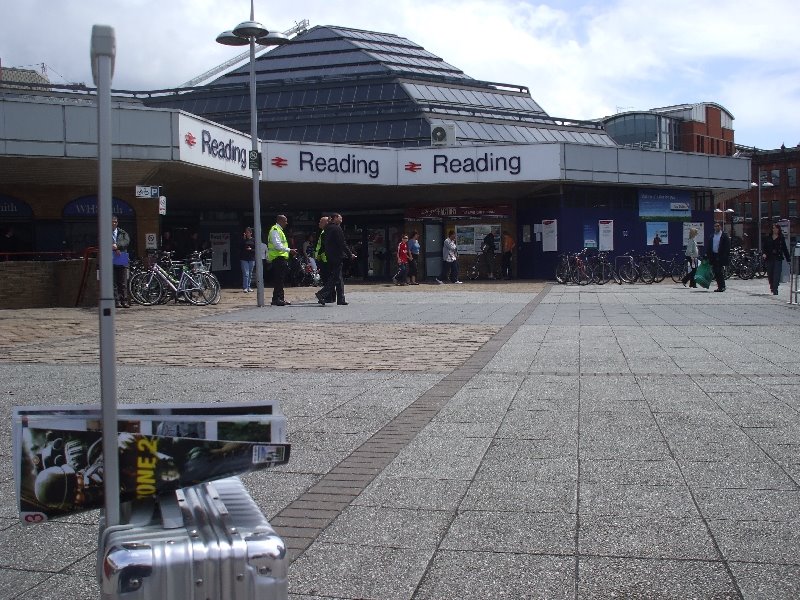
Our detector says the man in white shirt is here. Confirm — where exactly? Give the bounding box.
[707,222,730,292]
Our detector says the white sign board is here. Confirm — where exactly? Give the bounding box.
[264,141,396,185]
[542,220,558,252]
[135,185,160,198]
[210,233,231,271]
[178,114,252,178]
[158,196,167,216]
[598,220,614,251]
[145,233,158,250]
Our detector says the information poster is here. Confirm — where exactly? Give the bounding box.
[682,222,705,247]
[210,232,231,271]
[646,222,668,246]
[598,220,614,251]
[455,226,475,254]
[583,222,597,249]
[542,220,557,252]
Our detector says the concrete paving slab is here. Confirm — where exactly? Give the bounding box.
[1,278,799,599]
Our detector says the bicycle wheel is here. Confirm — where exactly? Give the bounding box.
[638,262,655,284]
[618,262,636,284]
[573,264,592,286]
[555,261,569,284]
[468,262,480,280]
[652,261,666,283]
[595,262,612,285]
[129,271,163,306]
[204,272,222,304]
[670,259,686,283]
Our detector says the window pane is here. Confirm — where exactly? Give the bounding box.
[788,168,797,187]
[771,169,781,186]
[789,200,797,218]
[772,200,781,218]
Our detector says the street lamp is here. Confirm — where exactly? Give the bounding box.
[751,171,775,255]
[714,207,735,235]
[217,0,288,307]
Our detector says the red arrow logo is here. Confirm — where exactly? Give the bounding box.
[184,132,196,147]
[405,161,422,173]
[271,156,288,168]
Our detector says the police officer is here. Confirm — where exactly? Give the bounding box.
[267,215,296,306]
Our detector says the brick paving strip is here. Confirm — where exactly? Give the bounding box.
[272,284,553,560]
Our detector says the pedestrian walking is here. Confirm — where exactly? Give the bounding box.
[501,230,515,279]
[240,227,256,293]
[763,223,791,295]
[436,230,462,284]
[681,227,699,288]
[707,221,730,292]
[407,231,420,284]
[393,234,410,285]
[268,215,296,306]
[111,216,131,308]
[482,230,496,279]
[315,213,355,306]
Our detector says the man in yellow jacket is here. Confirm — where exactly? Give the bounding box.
[268,215,296,306]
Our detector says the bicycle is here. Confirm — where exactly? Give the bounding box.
[129,251,218,306]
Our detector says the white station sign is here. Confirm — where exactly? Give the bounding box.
[264,142,396,185]
[178,114,252,178]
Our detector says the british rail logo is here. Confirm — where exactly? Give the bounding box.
[184,132,197,147]
[405,162,422,173]
[271,156,288,168]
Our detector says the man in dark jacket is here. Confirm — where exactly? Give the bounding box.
[315,213,356,306]
[707,221,730,292]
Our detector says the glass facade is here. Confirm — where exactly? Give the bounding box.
[602,112,681,150]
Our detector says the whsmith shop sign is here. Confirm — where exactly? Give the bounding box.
[263,142,561,186]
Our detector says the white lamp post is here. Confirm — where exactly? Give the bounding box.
[751,171,775,255]
[217,1,288,307]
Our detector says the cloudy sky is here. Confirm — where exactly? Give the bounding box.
[2,0,798,150]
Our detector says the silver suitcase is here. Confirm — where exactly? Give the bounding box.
[98,476,287,599]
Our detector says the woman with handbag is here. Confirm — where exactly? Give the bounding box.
[763,223,791,295]
[681,227,699,288]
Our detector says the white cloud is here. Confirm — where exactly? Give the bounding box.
[2,0,798,148]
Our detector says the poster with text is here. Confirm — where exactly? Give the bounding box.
[542,220,558,252]
[646,222,668,246]
[682,222,705,247]
[210,233,231,271]
[455,226,476,254]
[583,222,598,249]
[598,220,614,251]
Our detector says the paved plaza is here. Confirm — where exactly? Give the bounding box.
[1,278,799,599]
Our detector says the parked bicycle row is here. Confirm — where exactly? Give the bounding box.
[554,248,768,285]
[127,250,221,306]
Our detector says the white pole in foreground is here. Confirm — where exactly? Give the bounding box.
[91,24,120,527]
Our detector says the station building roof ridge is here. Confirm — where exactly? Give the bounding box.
[147,23,613,149]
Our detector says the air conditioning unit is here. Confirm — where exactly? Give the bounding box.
[431,123,457,146]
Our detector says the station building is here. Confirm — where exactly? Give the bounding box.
[0,25,750,286]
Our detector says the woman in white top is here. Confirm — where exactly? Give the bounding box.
[437,230,462,284]
[682,227,699,288]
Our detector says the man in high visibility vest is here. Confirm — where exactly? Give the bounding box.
[268,215,296,306]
